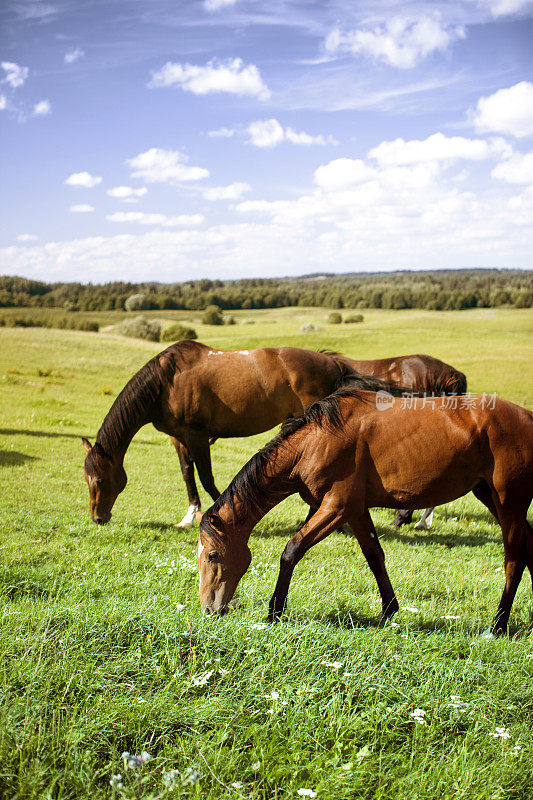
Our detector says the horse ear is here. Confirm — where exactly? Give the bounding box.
[81,437,93,453]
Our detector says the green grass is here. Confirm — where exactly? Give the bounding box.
[0,308,532,800]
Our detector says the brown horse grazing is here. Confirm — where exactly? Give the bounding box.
[82,340,465,527]
[197,377,533,637]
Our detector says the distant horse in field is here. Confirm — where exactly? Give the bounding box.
[82,341,465,528]
[197,377,533,637]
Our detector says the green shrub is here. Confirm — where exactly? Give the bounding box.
[125,293,149,312]
[117,316,161,341]
[328,312,342,324]
[202,305,224,325]
[344,313,364,323]
[160,323,197,342]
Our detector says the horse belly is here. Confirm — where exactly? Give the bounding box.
[363,415,483,509]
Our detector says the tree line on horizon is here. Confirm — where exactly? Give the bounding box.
[0,269,531,313]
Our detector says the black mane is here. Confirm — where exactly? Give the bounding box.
[200,373,409,541]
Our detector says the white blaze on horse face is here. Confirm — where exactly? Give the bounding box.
[178,504,199,528]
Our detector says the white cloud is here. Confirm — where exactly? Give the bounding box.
[325,16,465,69]
[0,95,6,110]
[107,211,205,227]
[492,151,533,183]
[149,58,270,100]
[17,233,38,242]
[107,185,148,202]
[208,127,236,138]
[247,118,337,147]
[127,148,209,184]
[204,0,238,9]
[64,48,85,64]
[1,61,29,89]
[203,182,251,200]
[313,158,376,191]
[65,171,102,188]
[33,99,51,116]
[472,82,533,138]
[69,204,95,213]
[481,0,533,16]
[368,133,511,166]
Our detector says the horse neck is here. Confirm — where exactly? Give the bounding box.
[95,363,161,462]
[219,442,298,542]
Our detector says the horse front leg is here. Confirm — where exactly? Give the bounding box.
[347,510,399,621]
[268,501,344,621]
[186,432,221,504]
[170,437,201,528]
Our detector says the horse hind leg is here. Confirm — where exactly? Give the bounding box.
[348,510,399,621]
[171,438,201,528]
[489,511,531,637]
[414,507,435,531]
[392,509,413,529]
[186,432,221,504]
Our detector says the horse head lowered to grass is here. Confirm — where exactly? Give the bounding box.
[197,377,533,637]
[82,340,467,527]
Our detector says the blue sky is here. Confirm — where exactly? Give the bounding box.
[1,0,532,283]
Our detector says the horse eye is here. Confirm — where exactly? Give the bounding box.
[96,478,103,486]
[208,551,218,563]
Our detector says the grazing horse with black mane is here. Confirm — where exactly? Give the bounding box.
[197,376,533,637]
[82,340,465,528]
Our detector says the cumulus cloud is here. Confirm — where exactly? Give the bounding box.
[69,204,95,213]
[127,148,209,184]
[247,118,337,147]
[325,15,465,69]
[107,185,148,202]
[17,233,38,242]
[203,182,251,200]
[0,95,6,110]
[368,133,511,165]
[149,58,270,100]
[33,99,51,116]
[204,0,238,9]
[492,151,533,183]
[64,48,85,64]
[1,61,29,89]
[472,82,533,138]
[481,0,533,16]
[65,171,102,188]
[107,211,204,227]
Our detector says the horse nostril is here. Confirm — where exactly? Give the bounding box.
[204,607,213,615]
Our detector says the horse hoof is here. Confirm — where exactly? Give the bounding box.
[176,520,195,529]
[414,521,429,531]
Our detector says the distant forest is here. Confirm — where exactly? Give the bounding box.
[0,269,532,312]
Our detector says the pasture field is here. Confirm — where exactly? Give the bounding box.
[0,307,532,800]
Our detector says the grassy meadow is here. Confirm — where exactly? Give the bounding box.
[0,306,532,800]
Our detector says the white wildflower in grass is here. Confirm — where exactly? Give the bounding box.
[297,789,317,798]
[251,622,268,630]
[121,750,152,770]
[511,744,522,755]
[183,767,200,785]
[232,781,244,789]
[441,614,460,620]
[192,670,214,686]
[402,606,419,613]
[176,603,186,611]
[410,708,427,725]
[321,660,343,669]
[252,761,261,770]
[267,691,280,700]
[162,768,181,790]
[448,695,469,711]
[489,727,511,739]
[390,622,400,628]
[526,654,533,659]
[109,773,123,790]
[218,667,230,676]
